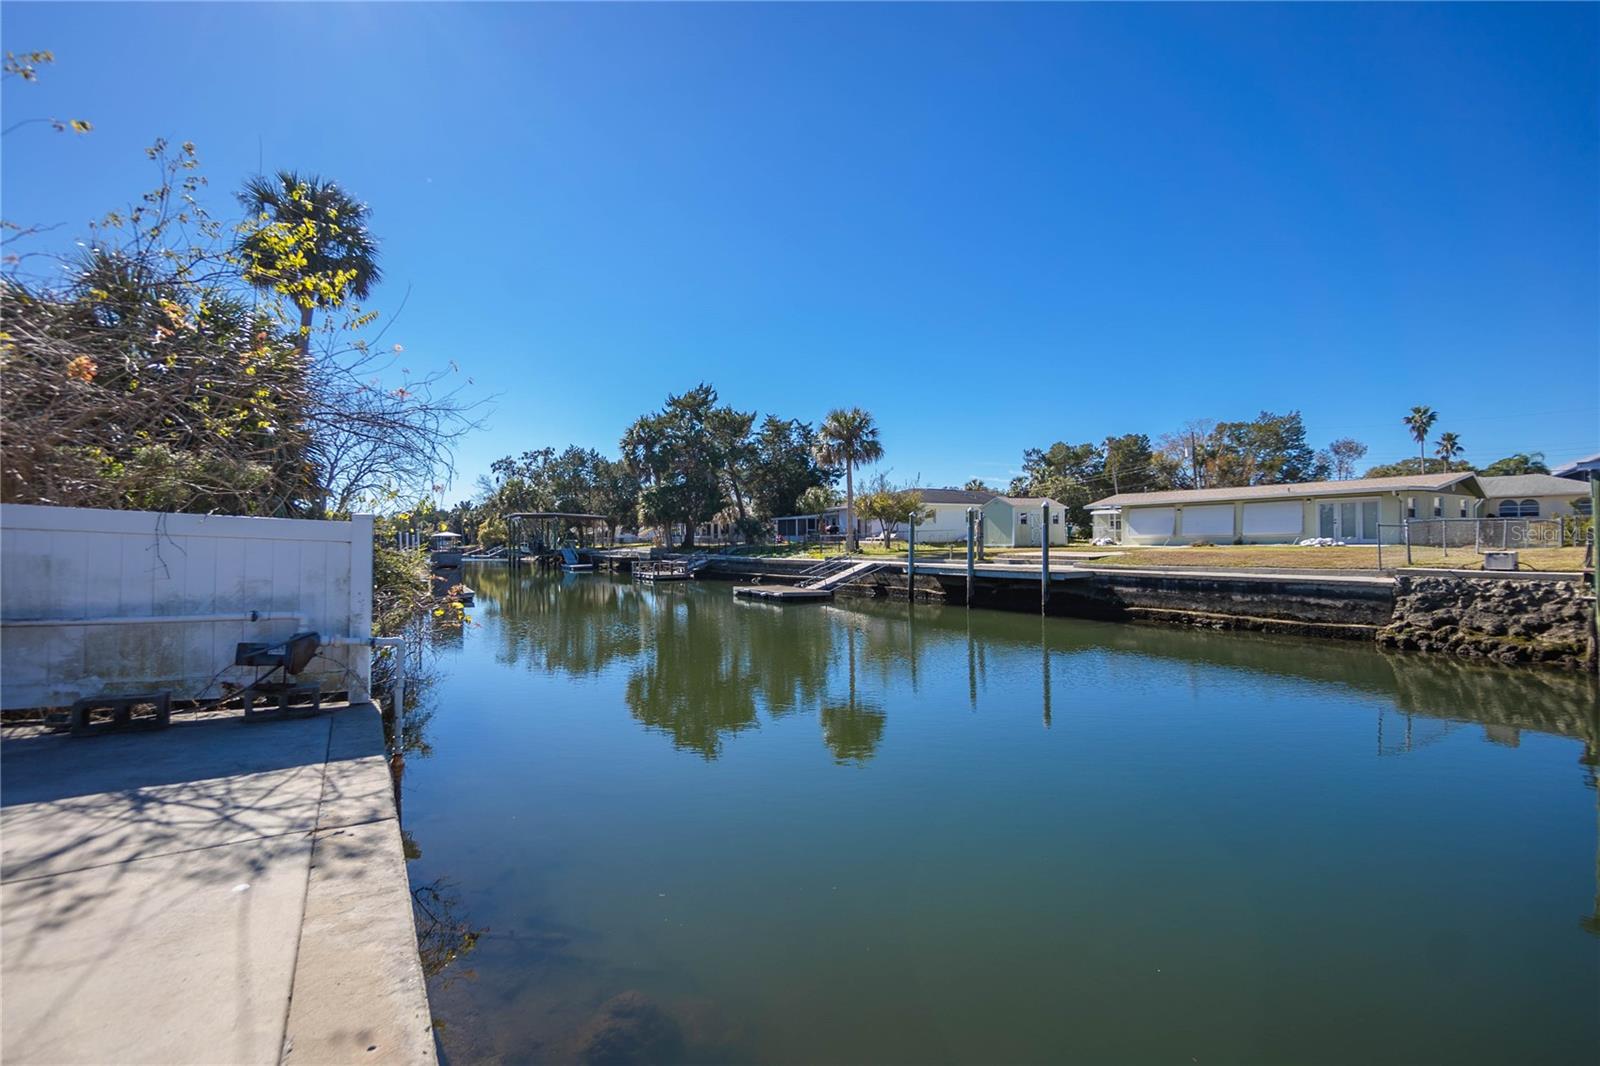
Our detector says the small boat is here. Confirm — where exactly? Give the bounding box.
[559,548,594,572]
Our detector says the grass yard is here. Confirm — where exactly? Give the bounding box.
[1081,544,1590,573]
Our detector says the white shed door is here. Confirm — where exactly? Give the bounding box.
[1123,506,1176,538]
[1241,501,1303,535]
[1180,504,1233,537]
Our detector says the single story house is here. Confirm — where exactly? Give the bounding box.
[1477,474,1592,519]
[899,488,997,543]
[1551,452,1600,483]
[1088,472,1487,546]
[981,496,1070,547]
[772,489,1069,547]
[773,488,996,544]
[771,506,869,542]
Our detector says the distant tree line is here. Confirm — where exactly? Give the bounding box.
[1006,406,1558,536]
[470,385,871,549]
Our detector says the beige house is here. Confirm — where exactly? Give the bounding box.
[1477,474,1592,519]
[1088,472,1486,546]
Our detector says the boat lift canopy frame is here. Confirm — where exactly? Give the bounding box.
[506,512,611,551]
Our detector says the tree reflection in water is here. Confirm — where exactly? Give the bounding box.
[819,620,886,764]
[440,567,1600,940]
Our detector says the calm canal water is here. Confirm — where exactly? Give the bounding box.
[403,566,1598,1065]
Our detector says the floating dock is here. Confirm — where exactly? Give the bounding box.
[732,558,885,602]
[732,584,833,601]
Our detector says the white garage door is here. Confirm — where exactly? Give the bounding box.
[1180,504,1234,537]
[1241,500,1304,536]
[1123,506,1176,538]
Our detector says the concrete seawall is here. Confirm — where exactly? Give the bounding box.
[691,556,1595,670]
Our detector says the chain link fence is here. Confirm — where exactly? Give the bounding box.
[1377,517,1591,568]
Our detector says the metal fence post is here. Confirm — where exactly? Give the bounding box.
[1404,518,1412,566]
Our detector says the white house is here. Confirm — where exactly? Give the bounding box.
[901,488,997,543]
[1477,474,1592,519]
[1088,472,1487,546]
[1551,452,1600,483]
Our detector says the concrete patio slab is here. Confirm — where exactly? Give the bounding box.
[1,704,433,1065]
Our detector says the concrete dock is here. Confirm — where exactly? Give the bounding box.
[1,704,433,1065]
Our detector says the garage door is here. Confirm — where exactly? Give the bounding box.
[1241,500,1303,536]
[1180,504,1234,537]
[1123,506,1176,539]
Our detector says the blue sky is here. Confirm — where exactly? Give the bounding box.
[4,3,1596,498]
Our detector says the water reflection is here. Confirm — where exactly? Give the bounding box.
[467,567,1599,765]
[819,622,886,764]
[408,567,1600,1063]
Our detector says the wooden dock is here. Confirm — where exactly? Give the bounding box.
[635,559,692,581]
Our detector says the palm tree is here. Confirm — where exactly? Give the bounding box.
[814,407,883,552]
[237,171,381,352]
[1403,406,1438,474]
[1435,431,1463,469]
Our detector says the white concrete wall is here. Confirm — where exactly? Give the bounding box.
[0,504,373,711]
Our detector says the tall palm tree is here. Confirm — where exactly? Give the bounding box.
[237,171,381,352]
[1435,431,1463,469]
[1403,406,1438,474]
[814,407,883,552]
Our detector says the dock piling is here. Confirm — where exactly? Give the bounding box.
[1041,503,1051,613]
[908,520,916,598]
[965,508,976,606]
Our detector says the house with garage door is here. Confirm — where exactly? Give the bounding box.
[1477,474,1592,519]
[1087,472,1487,546]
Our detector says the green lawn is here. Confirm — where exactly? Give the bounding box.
[1080,544,1590,573]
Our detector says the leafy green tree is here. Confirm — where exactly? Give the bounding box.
[964,478,996,494]
[622,384,728,548]
[1205,411,1327,486]
[796,485,840,517]
[814,407,884,551]
[748,416,837,521]
[588,456,642,541]
[1479,452,1548,476]
[1102,432,1181,495]
[1435,431,1463,468]
[237,171,382,352]
[706,405,758,524]
[1403,406,1438,474]
[1009,441,1103,533]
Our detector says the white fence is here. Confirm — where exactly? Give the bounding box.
[0,504,373,711]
